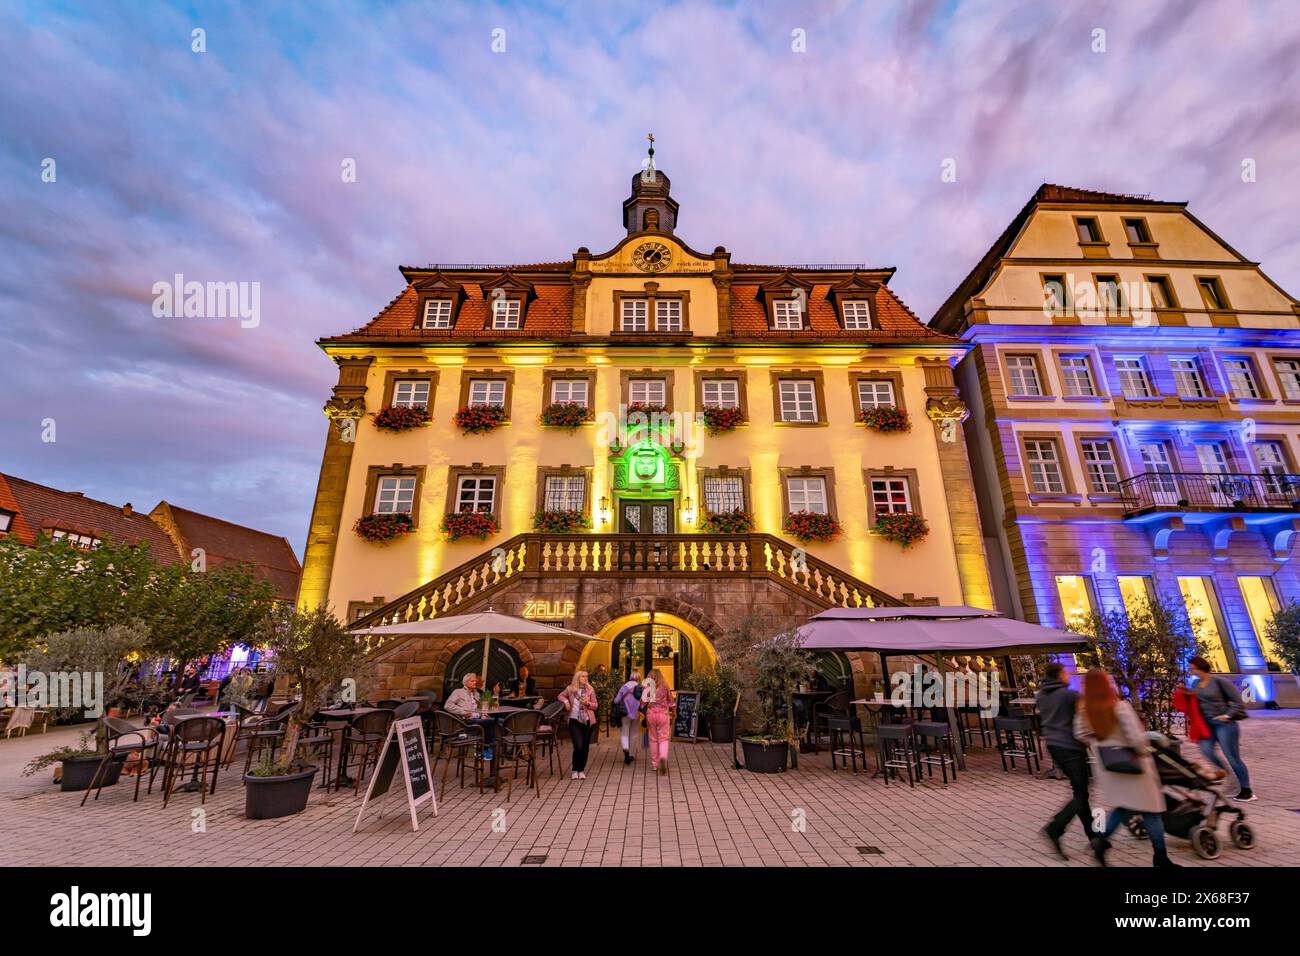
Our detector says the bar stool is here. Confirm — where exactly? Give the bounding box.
[827,715,867,774]
[994,716,1040,774]
[957,706,993,749]
[912,720,959,784]
[875,723,919,788]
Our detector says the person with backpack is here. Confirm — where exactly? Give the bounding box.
[1186,656,1254,801]
[612,670,642,765]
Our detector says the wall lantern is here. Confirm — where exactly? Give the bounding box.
[682,496,696,525]
[599,496,611,527]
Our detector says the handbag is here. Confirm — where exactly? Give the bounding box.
[1097,745,1143,775]
[1215,678,1249,721]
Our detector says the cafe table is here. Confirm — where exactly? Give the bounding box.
[317,706,383,788]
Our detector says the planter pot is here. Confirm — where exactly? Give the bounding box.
[740,737,789,774]
[708,714,736,744]
[60,753,125,792]
[243,764,317,820]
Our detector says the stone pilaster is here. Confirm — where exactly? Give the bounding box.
[296,356,373,611]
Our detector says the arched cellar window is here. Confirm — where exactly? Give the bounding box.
[442,639,523,700]
[811,651,854,694]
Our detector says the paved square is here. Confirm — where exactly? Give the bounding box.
[4,713,1298,867]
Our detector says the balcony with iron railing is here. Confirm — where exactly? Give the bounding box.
[1118,471,1300,518]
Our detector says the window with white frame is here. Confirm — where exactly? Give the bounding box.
[701,379,740,408]
[1254,441,1290,494]
[456,476,497,514]
[786,476,828,513]
[856,380,896,410]
[620,299,649,332]
[1170,357,1207,399]
[1223,358,1260,400]
[543,475,585,512]
[51,529,101,549]
[869,477,912,515]
[491,298,521,330]
[1273,358,1300,400]
[655,299,683,332]
[468,379,507,407]
[1080,439,1121,493]
[0,511,11,535]
[422,299,452,329]
[772,299,804,330]
[1059,355,1096,397]
[1005,355,1044,396]
[1024,439,1066,494]
[703,476,745,513]
[778,380,818,422]
[374,476,417,514]
[392,380,430,409]
[841,300,872,330]
[550,379,589,406]
[629,379,666,406]
[1115,357,1154,398]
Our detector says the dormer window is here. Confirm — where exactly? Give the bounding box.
[491,297,522,329]
[0,510,12,535]
[772,299,804,330]
[422,299,453,329]
[840,300,873,330]
[51,529,101,549]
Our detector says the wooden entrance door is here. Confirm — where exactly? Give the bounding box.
[618,499,674,534]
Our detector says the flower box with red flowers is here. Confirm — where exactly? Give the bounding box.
[452,404,508,434]
[440,510,501,542]
[539,402,593,431]
[700,508,754,534]
[857,406,910,433]
[783,511,842,543]
[701,405,746,435]
[354,512,415,543]
[371,405,432,432]
[871,511,929,547]
[625,402,670,424]
[532,509,591,533]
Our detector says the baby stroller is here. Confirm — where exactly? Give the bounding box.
[1125,733,1256,860]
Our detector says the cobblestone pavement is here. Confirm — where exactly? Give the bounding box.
[4,712,1298,867]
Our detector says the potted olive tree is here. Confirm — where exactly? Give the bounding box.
[714,615,812,773]
[22,624,143,791]
[243,606,370,819]
[684,667,741,743]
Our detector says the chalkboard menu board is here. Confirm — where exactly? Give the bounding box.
[353,716,437,833]
[672,690,700,740]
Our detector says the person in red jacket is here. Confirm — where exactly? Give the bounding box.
[1173,682,1228,782]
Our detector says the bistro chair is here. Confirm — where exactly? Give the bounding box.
[433,711,486,798]
[151,715,225,807]
[344,710,394,795]
[81,717,159,806]
[876,723,920,788]
[240,703,300,774]
[993,716,1040,775]
[501,710,544,800]
[390,701,420,721]
[827,715,868,774]
[912,721,959,785]
[535,700,565,775]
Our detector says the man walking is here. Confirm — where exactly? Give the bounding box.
[1037,662,1096,858]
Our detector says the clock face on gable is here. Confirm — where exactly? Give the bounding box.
[631,241,672,273]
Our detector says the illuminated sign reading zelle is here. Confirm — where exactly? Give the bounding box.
[522,600,575,620]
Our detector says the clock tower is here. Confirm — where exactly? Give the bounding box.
[623,135,679,237]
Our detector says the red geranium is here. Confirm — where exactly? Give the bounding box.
[532,509,591,533]
[699,508,754,534]
[354,512,415,543]
[453,404,508,434]
[857,406,910,432]
[372,405,431,431]
[440,510,501,542]
[539,402,593,431]
[871,511,929,547]
[783,511,842,543]
[701,405,746,435]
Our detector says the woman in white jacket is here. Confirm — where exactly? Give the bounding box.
[1074,668,1177,868]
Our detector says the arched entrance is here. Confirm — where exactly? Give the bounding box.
[580,611,716,690]
[442,639,524,699]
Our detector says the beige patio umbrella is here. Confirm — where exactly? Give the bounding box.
[353,606,607,686]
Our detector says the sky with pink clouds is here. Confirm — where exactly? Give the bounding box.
[2,0,1299,554]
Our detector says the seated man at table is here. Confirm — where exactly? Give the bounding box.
[445,673,485,718]
[506,666,536,699]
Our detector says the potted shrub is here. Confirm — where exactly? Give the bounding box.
[354,512,415,543]
[23,732,123,792]
[532,509,590,533]
[857,406,910,432]
[245,607,370,819]
[371,405,432,431]
[871,511,930,547]
[699,508,754,534]
[714,615,812,773]
[539,401,592,431]
[685,667,741,743]
[783,510,842,543]
[701,405,746,435]
[441,510,501,542]
[453,404,508,434]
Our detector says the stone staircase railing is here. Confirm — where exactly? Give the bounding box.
[351,532,903,655]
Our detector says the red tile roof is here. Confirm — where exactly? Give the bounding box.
[2,474,180,563]
[0,473,36,545]
[323,281,575,342]
[151,502,301,601]
[728,274,955,342]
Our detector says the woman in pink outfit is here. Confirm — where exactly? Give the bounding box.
[644,668,675,775]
